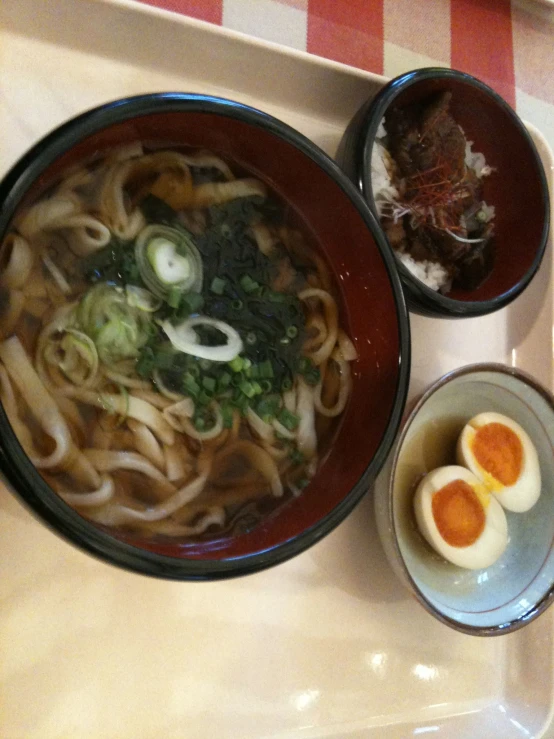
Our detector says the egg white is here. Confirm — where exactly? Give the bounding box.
[413,465,508,570]
[457,412,541,513]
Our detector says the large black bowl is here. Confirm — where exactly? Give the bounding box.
[0,93,411,579]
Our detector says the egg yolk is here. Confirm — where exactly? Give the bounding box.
[431,479,485,547]
[471,422,523,486]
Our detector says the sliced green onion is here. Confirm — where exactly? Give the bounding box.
[76,283,152,366]
[245,331,257,346]
[228,356,244,373]
[267,290,286,303]
[278,408,300,431]
[182,372,200,398]
[260,379,272,393]
[202,376,216,392]
[135,224,203,299]
[256,394,280,418]
[235,395,250,414]
[476,209,488,223]
[181,292,204,314]
[194,416,206,431]
[286,326,298,339]
[290,449,305,465]
[136,348,155,377]
[231,372,244,387]
[231,299,243,310]
[280,337,291,345]
[259,359,274,379]
[218,372,232,390]
[221,403,234,429]
[281,377,293,391]
[239,274,260,294]
[210,277,226,295]
[197,390,211,405]
[167,286,181,308]
[239,380,257,398]
[153,346,176,370]
[187,363,201,379]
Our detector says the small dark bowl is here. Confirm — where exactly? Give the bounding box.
[337,68,551,318]
[0,93,410,580]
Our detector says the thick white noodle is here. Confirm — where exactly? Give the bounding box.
[296,379,317,458]
[0,234,34,289]
[89,472,209,525]
[127,419,165,470]
[17,195,81,239]
[298,288,338,366]
[60,474,115,508]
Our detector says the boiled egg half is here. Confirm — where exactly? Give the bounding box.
[413,465,508,569]
[457,412,541,512]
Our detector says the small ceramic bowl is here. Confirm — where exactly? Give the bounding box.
[337,68,551,318]
[373,363,554,635]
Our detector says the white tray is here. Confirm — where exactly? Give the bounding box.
[1,1,553,737]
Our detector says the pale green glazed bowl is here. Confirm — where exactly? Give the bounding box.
[373,363,554,636]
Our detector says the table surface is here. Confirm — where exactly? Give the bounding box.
[136,0,554,151]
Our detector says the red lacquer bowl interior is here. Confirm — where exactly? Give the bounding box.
[9,105,406,567]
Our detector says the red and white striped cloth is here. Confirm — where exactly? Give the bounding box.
[136,0,554,151]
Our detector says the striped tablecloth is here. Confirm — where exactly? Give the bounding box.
[136,0,554,152]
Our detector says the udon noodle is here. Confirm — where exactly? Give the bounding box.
[0,144,357,539]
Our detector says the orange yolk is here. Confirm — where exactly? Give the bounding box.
[432,479,486,548]
[471,422,523,486]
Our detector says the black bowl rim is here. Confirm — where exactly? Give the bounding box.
[0,92,411,580]
[353,67,551,318]
[386,362,554,636]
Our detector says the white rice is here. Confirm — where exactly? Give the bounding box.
[371,140,398,217]
[372,118,493,292]
[396,251,452,293]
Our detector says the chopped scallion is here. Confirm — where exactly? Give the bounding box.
[278,408,300,431]
[290,449,305,465]
[286,325,298,339]
[239,274,260,294]
[210,277,226,295]
[167,286,181,308]
[182,372,200,397]
[228,356,244,373]
[221,403,234,429]
[239,380,257,399]
[259,359,274,379]
[197,390,211,405]
[202,376,216,392]
[182,292,204,314]
[218,372,232,390]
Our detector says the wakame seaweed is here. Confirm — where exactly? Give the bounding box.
[81,237,144,287]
